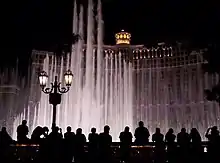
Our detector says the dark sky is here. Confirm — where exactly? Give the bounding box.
[103,0,219,45]
[1,0,220,68]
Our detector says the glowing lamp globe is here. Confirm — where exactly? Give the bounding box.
[39,71,48,87]
[115,30,131,45]
[64,70,73,86]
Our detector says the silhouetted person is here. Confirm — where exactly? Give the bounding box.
[119,126,133,163]
[165,128,176,146]
[39,127,50,162]
[189,128,202,162]
[64,126,75,163]
[190,128,201,148]
[99,125,112,163]
[88,127,99,161]
[48,126,63,139]
[152,128,164,145]
[31,126,44,144]
[177,128,190,148]
[49,126,62,137]
[205,126,220,161]
[42,126,49,138]
[0,127,13,147]
[59,127,63,138]
[177,128,190,162]
[17,120,29,143]
[165,128,176,163]
[0,127,13,161]
[75,128,86,163]
[47,126,63,162]
[152,128,165,163]
[64,126,75,141]
[134,121,150,145]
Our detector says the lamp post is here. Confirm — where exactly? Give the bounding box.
[39,70,73,129]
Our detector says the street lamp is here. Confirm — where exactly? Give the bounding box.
[39,70,73,129]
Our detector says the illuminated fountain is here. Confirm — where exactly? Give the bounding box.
[10,0,220,141]
[12,0,133,140]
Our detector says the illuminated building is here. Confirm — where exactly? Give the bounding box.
[115,30,131,45]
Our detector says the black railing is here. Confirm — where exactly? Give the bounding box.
[0,142,210,162]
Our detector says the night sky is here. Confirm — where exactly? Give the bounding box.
[1,0,219,69]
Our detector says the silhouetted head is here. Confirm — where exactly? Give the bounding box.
[168,128,174,134]
[124,126,130,132]
[67,126,71,132]
[35,126,43,133]
[76,128,82,134]
[181,128,186,133]
[156,128,160,133]
[191,128,198,134]
[104,125,110,134]
[212,126,218,131]
[211,126,218,135]
[138,121,144,127]
[43,127,49,133]
[91,128,96,133]
[22,120,27,125]
[1,127,6,132]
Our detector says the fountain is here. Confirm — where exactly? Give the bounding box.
[8,0,220,141]
[12,0,134,141]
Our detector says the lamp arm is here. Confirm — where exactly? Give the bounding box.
[58,83,70,93]
[41,83,53,94]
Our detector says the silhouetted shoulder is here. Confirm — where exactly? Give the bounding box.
[99,133,104,136]
[16,125,22,131]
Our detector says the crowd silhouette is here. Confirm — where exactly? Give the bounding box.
[0,120,220,163]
